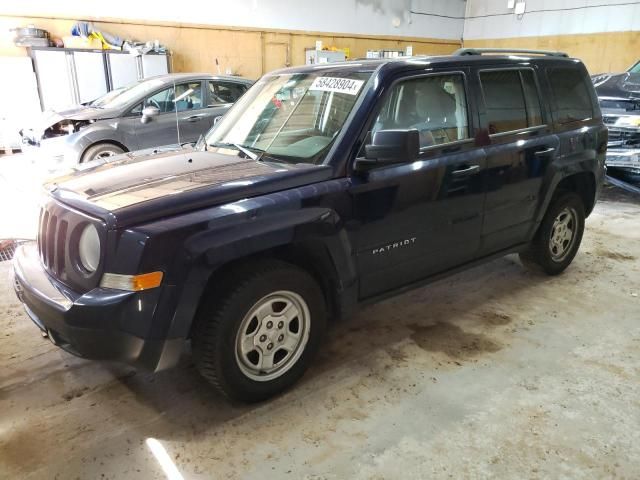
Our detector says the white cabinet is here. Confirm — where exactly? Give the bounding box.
[32,49,75,110]
[141,54,169,78]
[31,48,170,110]
[107,52,139,89]
[74,51,108,104]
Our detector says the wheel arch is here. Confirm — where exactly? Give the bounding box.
[554,171,597,216]
[80,139,129,163]
[162,214,358,348]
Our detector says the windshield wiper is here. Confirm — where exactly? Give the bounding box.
[209,142,264,161]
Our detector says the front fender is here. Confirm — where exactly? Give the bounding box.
[142,178,357,363]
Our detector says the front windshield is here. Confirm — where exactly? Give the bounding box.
[205,70,372,163]
[91,78,166,109]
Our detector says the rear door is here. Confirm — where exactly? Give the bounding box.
[349,69,487,298]
[475,66,559,254]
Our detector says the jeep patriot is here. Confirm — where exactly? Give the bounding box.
[13,49,607,401]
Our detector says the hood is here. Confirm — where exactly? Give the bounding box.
[47,146,333,227]
[595,72,640,99]
[23,105,121,137]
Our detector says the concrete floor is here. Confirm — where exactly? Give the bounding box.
[1,185,639,479]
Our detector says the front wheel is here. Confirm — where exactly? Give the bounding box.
[520,192,585,275]
[192,260,326,402]
[81,143,125,163]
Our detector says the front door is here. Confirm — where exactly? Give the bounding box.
[134,84,182,149]
[349,71,486,299]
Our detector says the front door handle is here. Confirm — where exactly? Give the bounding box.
[534,147,556,157]
[452,164,480,177]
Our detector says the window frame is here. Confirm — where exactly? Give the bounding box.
[478,67,548,138]
[356,69,476,163]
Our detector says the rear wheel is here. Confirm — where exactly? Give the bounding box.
[192,260,326,402]
[81,143,125,163]
[519,192,585,275]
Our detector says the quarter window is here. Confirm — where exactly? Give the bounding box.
[373,74,470,148]
[548,68,594,125]
[480,69,543,134]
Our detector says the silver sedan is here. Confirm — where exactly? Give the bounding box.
[20,73,253,167]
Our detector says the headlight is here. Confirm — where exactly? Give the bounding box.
[615,116,640,127]
[591,74,610,87]
[78,224,100,272]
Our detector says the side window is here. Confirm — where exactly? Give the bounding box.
[520,70,543,127]
[144,82,202,113]
[145,86,175,113]
[208,81,248,106]
[174,82,203,111]
[480,69,543,134]
[373,74,470,148]
[548,68,594,125]
[128,103,142,116]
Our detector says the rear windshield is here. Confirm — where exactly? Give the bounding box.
[548,67,595,125]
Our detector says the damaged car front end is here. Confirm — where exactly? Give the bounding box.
[20,106,117,171]
[594,69,640,180]
[600,97,640,180]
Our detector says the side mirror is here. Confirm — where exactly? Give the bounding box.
[355,129,420,171]
[141,106,160,124]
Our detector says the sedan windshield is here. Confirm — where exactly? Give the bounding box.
[91,78,167,109]
[205,71,372,163]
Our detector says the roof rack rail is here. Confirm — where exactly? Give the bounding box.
[453,48,569,58]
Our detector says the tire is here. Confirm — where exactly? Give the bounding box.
[519,192,585,275]
[81,143,125,163]
[192,259,327,402]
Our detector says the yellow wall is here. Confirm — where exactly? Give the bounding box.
[464,31,640,75]
[1,15,461,79]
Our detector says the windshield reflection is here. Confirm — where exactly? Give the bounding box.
[205,71,371,164]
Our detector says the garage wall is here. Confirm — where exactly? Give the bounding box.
[0,16,460,79]
[0,1,464,80]
[463,0,640,74]
[0,0,466,41]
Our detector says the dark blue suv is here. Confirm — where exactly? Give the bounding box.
[13,49,607,402]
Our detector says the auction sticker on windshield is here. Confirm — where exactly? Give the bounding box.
[309,77,364,95]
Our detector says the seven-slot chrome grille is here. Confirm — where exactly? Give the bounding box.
[38,206,68,278]
[37,198,104,291]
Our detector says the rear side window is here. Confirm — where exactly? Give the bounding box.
[208,81,248,106]
[548,68,594,125]
[480,69,543,134]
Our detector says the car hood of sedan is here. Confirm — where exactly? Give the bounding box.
[47,146,332,227]
[26,105,121,134]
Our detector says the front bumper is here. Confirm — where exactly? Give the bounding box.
[606,149,640,174]
[12,243,183,370]
[20,132,84,172]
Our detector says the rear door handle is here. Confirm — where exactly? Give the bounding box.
[534,147,556,157]
[186,115,204,123]
[452,164,480,177]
